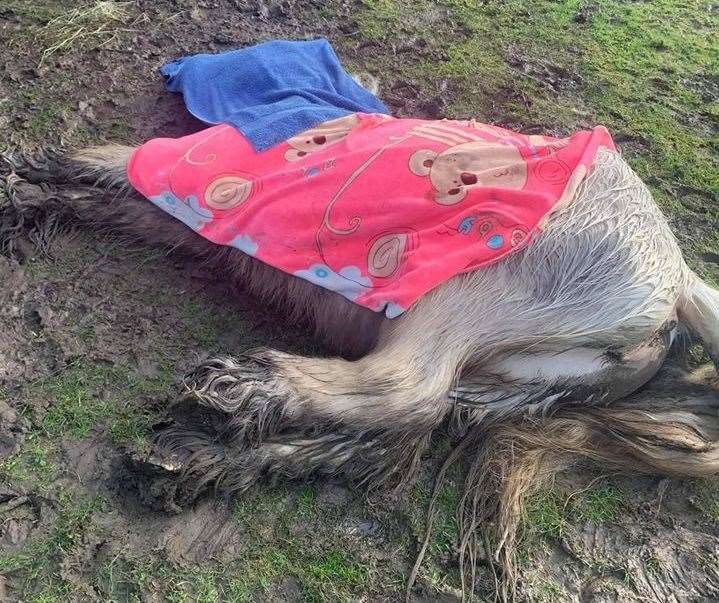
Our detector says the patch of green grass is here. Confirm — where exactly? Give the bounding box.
[0,359,173,498]
[302,549,368,599]
[432,482,459,554]
[197,571,223,603]
[622,563,638,591]
[33,361,172,443]
[0,433,57,487]
[356,0,407,40]
[108,404,154,450]
[182,299,223,348]
[23,101,68,139]
[296,484,317,516]
[522,481,626,548]
[229,484,375,597]
[573,484,625,524]
[224,548,292,601]
[0,491,104,598]
[39,364,117,439]
[99,559,228,603]
[233,486,293,532]
[92,543,369,602]
[24,242,96,280]
[691,478,719,522]
[523,488,568,542]
[405,475,462,593]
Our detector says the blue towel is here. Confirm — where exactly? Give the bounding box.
[160,39,390,151]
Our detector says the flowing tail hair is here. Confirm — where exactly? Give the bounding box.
[409,358,719,601]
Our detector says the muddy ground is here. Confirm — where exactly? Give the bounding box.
[1,1,718,601]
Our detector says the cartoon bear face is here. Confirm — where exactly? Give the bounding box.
[284,113,361,162]
[409,142,528,205]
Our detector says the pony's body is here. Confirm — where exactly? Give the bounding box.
[2,116,718,598]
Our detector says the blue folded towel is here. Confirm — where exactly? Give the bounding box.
[160,39,390,151]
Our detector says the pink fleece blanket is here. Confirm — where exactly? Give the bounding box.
[127,113,614,318]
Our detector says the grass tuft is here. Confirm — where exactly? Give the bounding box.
[573,484,625,524]
[39,1,134,66]
[691,478,719,522]
[0,491,104,597]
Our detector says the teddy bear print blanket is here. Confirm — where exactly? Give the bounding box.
[127,112,614,317]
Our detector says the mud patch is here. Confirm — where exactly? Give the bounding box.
[683,73,719,105]
[506,46,584,93]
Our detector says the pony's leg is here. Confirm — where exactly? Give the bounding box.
[0,146,212,256]
[152,317,674,500]
[451,324,676,426]
[181,327,675,439]
[4,144,132,190]
[150,409,429,499]
[182,330,458,440]
[180,269,676,442]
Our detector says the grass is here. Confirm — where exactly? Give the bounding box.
[182,298,224,348]
[230,485,373,599]
[519,482,635,597]
[573,484,625,524]
[38,1,134,66]
[296,484,318,516]
[0,490,104,598]
[34,362,172,442]
[0,433,57,487]
[92,546,369,602]
[86,486,372,602]
[691,478,719,523]
[522,481,627,545]
[22,100,68,140]
[401,472,463,594]
[431,482,460,555]
[0,361,174,492]
[523,489,568,542]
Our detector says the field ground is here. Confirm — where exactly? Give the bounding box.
[1,1,718,601]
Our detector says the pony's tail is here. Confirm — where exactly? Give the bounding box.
[410,364,719,601]
[678,271,719,368]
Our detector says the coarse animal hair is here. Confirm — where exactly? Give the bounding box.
[2,126,718,601]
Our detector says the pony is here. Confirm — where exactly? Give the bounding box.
[2,90,718,599]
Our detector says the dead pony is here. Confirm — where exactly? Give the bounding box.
[2,101,718,600]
